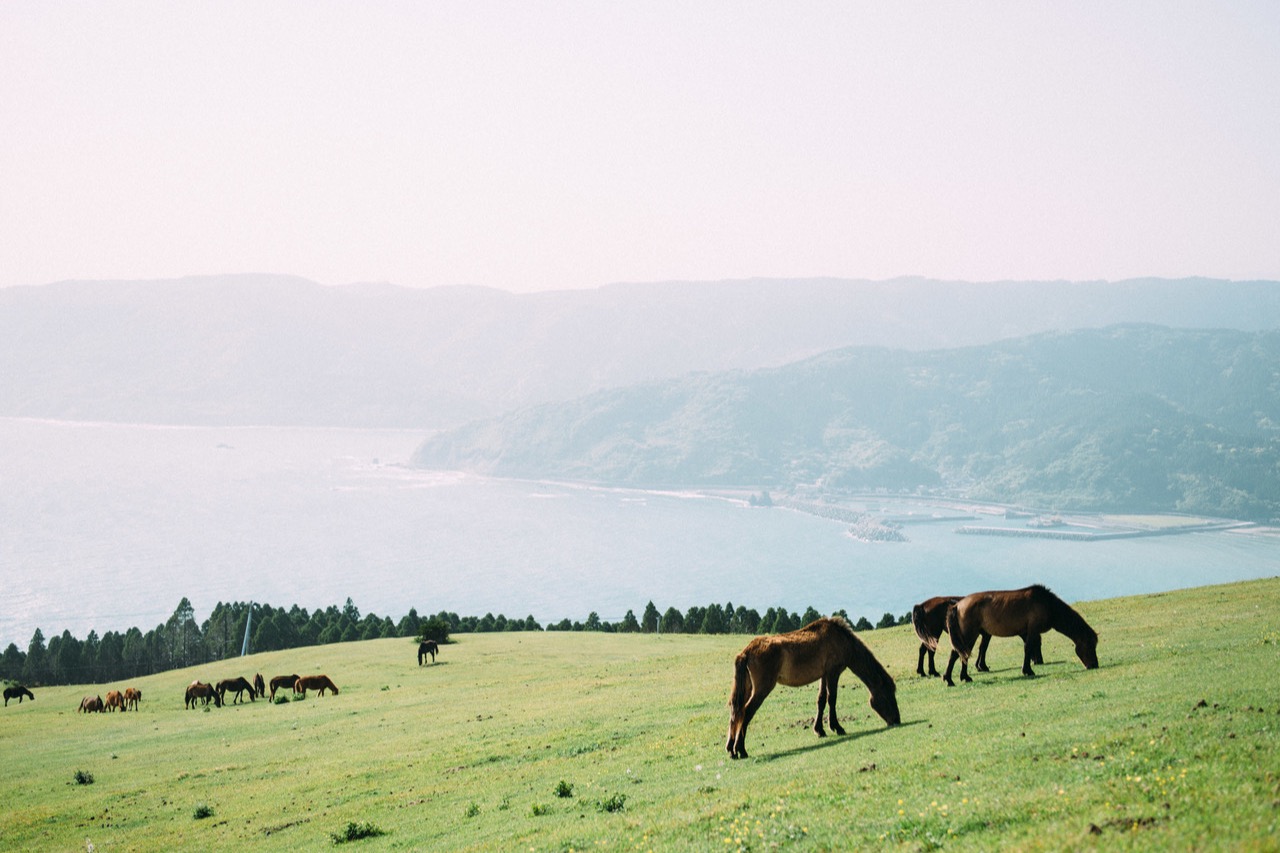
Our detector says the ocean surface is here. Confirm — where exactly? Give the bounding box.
[3,417,1278,648]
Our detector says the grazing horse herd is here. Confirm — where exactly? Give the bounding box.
[726,583,1099,759]
[7,589,1095,763]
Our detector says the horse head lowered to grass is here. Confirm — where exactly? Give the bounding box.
[726,616,899,760]
[4,685,35,706]
[943,584,1098,686]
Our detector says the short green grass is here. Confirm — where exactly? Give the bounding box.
[2,578,1278,851]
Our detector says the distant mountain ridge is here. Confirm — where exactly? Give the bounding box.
[412,325,1280,521]
[2,274,1279,428]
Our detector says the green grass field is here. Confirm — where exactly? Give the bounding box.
[3,578,1278,851]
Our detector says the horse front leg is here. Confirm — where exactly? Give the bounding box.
[826,672,846,735]
[1022,636,1038,676]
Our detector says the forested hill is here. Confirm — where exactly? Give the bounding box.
[412,325,1280,521]
[4,275,1280,428]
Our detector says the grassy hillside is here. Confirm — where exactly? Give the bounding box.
[2,578,1277,851]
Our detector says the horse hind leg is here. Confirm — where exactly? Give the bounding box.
[974,632,992,672]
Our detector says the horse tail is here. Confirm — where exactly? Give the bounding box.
[946,604,973,662]
[911,604,937,651]
[728,652,751,722]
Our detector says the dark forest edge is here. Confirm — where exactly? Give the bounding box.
[1,597,910,688]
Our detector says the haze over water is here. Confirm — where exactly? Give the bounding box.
[3,417,1277,649]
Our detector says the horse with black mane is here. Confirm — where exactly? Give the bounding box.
[269,674,301,701]
[418,639,439,665]
[79,695,104,713]
[253,673,265,698]
[185,681,222,709]
[943,584,1098,686]
[726,616,899,760]
[4,685,34,706]
[217,676,258,704]
[912,595,1041,677]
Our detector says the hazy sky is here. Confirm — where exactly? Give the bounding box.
[3,2,1278,293]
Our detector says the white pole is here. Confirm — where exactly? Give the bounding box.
[241,603,253,657]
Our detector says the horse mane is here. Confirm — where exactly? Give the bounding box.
[826,616,895,693]
[1034,586,1097,641]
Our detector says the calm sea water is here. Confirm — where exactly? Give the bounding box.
[3,418,1278,648]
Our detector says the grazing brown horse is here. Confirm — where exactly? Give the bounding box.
[253,673,265,698]
[217,677,257,704]
[269,674,301,701]
[124,687,141,711]
[912,595,1039,677]
[79,695,104,713]
[726,616,900,760]
[185,681,222,709]
[104,690,126,712]
[418,639,439,665]
[294,674,339,697]
[4,685,35,705]
[944,584,1098,686]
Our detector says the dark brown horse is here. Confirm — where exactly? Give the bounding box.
[185,681,222,709]
[4,685,34,705]
[418,639,439,665]
[912,595,1039,677]
[944,584,1098,686]
[294,674,339,697]
[79,695,104,713]
[726,616,899,759]
[911,596,961,677]
[269,674,301,701]
[217,677,257,704]
[253,673,265,698]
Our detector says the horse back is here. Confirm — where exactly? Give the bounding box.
[958,587,1053,638]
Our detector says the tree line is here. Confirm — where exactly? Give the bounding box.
[1,596,909,687]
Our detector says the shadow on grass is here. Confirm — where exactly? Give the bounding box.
[756,719,925,762]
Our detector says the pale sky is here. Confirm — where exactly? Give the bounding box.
[2,2,1278,293]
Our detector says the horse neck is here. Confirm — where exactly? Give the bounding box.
[845,637,894,695]
[1049,599,1093,643]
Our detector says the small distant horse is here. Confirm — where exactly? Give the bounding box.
[295,674,339,698]
[185,681,222,709]
[217,677,257,704]
[79,695,104,713]
[944,584,1098,686]
[726,616,900,760]
[104,690,126,712]
[124,687,141,711]
[269,674,301,701]
[4,685,34,706]
[418,639,439,665]
[253,673,265,698]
